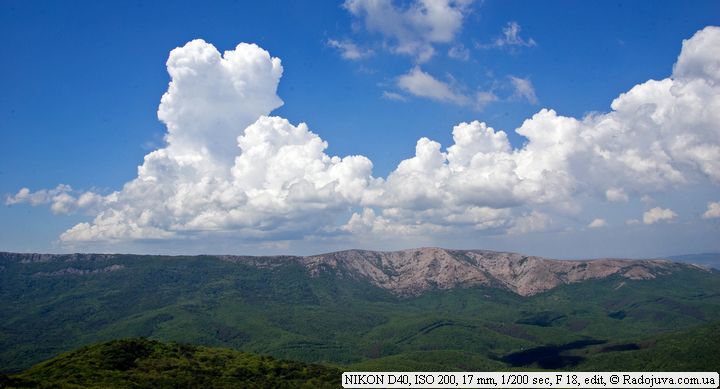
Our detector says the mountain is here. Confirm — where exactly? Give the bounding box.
[5,321,719,387]
[301,248,701,296]
[11,247,703,297]
[667,253,720,270]
[1,249,719,373]
[1,338,341,388]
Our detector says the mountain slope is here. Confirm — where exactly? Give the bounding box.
[575,321,720,371]
[302,248,702,296]
[1,338,341,388]
[5,248,707,297]
[668,253,720,270]
[1,249,718,373]
[350,321,720,372]
[4,321,718,388]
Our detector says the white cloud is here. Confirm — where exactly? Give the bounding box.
[4,184,103,215]
[343,0,473,62]
[381,91,407,101]
[475,91,499,108]
[605,188,629,202]
[480,21,537,49]
[509,76,538,104]
[643,207,678,225]
[327,39,373,60]
[702,201,720,219]
[6,185,107,216]
[397,66,469,105]
[673,27,720,83]
[158,40,284,165]
[396,67,496,109]
[508,211,552,234]
[448,44,469,60]
[6,184,71,207]
[61,115,377,242]
[46,40,376,243]
[352,26,720,236]
[588,218,607,228]
[10,26,720,246]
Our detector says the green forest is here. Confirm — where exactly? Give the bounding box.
[1,253,719,386]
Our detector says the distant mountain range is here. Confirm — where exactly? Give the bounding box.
[667,253,720,270]
[6,248,714,297]
[1,248,719,373]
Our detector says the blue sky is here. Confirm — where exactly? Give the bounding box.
[1,0,719,257]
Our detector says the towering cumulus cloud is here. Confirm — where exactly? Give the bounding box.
[159,40,284,165]
[6,27,720,248]
[25,40,376,243]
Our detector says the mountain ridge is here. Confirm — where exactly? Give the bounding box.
[301,247,709,296]
[1,249,719,373]
[1,248,711,296]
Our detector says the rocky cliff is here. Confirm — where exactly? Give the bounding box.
[1,248,708,297]
[302,248,706,296]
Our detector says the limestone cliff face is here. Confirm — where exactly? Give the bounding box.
[301,248,702,296]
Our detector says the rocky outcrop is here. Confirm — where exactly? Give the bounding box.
[1,249,707,296]
[302,248,700,296]
[216,255,299,269]
[0,252,117,263]
[32,264,125,277]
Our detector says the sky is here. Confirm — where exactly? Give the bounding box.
[1,0,719,258]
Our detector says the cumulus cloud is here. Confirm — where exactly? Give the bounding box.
[62,114,377,242]
[6,185,71,208]
[41,40,376,243]
[349,26,720,236]
[397,67,497,108]
[397,66,468,104]
[327,39,373,60]
[343,0,473,62]
[9,26,720,246]
[588,218,607,228]
[605,188,629,202]
[509,76,538,104]
[673,28,720,83]
[702,201,720,219]
[643,207,678,225]
[5,185,104,215]
[159,40,284,165]
[508,211,552,234]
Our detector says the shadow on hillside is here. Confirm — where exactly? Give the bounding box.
[500,339,606,369]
